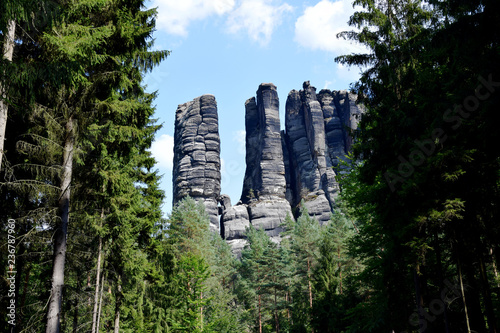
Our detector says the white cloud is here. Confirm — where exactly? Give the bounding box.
[294,0,368,55]
[150,134,174,170]
[153,0,236,36]
[227,0,293,46]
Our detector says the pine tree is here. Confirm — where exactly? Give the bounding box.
[311,197,362,332]
[281,207,321,332]
[337,0,500,331]
[0,0,168,331]
[237,226,284,333]
[148,197,246,332]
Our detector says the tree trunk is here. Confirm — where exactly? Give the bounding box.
[413,268,424,333]
[479,257,497,333]
[338,247,343,295]
[307,258,313,309]
[96,272,105,333]
[458,258,471,333]
[0,19,15,171]
[258,293,262,333]
[463,256,487,332]
[285,290,290,320]
[114,281,122,333]
[114,309,120,333]
[490,248,500,288]
[274,285,279,333]
[46,116,75,333]
[434,231,450,333]
[307,258,314,333]
[200,291,203,331]
[72,276,80,333]
[92,210,104,333]
[287,282,292,325]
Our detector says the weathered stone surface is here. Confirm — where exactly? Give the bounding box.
[317,90,345,168]
[242,84,292,242]
[321,90,364,156]
[172,94,221,232]
[241,83,287,201]
[171,82,363,256]
[247,199,290,236]
[302,192,332,223]
[225,239,248,259]
[220,195,250,258]
[283,82,337,224]
[221,83,292,252]
[222,205,250,240]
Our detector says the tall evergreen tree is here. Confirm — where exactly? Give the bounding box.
[312,200,360,333]
[148,197,246,333]
[337,0,500,331]
[237,226,284,333]
[281,208,322,333]
[1,0,168,331]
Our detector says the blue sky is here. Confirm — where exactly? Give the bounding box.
[144,0,366,216]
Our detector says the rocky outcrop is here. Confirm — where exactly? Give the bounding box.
[219,195,249,257]
[318,89,363,167]
[241,84,287,201]
[171,82,363,255]
[281,82,363,224]
[172,94,221,232]
[221,84,293,252]
[284,82,337,224]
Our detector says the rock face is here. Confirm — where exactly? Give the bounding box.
[317,89,363,165]
[171,82,363,255]
[281,82,363,224]
[284,82,337,224]
[241,84,287,200]
[172,94,221,232]
[219,195,249,257]
[221,84,293,253]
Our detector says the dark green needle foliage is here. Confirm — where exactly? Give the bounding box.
[0,0,168,331]
[335,0,500,331]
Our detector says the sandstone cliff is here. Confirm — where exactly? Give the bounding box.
[281,81,363,224]
[172,94,221,232]
[172,82,363,255]
[284,81,337,224]
[221,84,293,254]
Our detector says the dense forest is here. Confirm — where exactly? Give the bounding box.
[1,0,499,332]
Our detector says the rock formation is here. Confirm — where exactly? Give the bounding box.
[220,84,293,254]
[171,82,363,255]
[219,194,250,256]
[281,81,363,224]
[284,81,337,224]
[172,94,221,232]
[318,88,363,165]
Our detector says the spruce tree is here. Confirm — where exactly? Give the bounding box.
[337,0,500,331]
[237,226,282,333]
[0,0,168,331]
[282,206,321,332]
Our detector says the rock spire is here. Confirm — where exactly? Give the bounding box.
[172,94,221,232]
[171,82,363,255]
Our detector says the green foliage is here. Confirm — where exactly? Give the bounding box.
[335,0,500,331]
[1,0,168,331]
[144,197,246,333]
